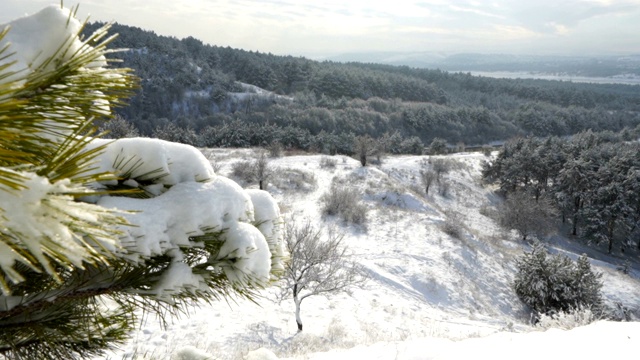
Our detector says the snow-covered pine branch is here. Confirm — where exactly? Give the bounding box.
[0,5,285,359]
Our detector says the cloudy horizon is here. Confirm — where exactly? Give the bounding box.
[2,0,639,58]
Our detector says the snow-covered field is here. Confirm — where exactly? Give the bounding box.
[103,150,640,360]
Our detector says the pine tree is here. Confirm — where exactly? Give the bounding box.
[0,6,284,359]
[513,244,603,319]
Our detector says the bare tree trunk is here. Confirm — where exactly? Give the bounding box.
[607,218,616,254]
[294,296,303,331]
[360,152,367,167]
[572,196,581,236]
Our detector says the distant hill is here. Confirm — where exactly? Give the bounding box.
[326,52,640,78]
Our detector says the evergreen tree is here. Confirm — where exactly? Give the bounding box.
[99,114,140,138]
[428,137,448,155]
[513,244,603,318]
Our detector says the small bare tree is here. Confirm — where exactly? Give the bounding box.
[354,135,375,167]
[230,150,272,190]
[420,170,437,195]
[279,220,366,331]
[430,158,451,183]
[254,150,271,190]
[498,192,557,240]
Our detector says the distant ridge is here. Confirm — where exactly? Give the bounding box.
[326,51,640,77]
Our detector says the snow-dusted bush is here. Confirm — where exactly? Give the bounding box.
[607,301,638,321]
[276,319,356,357]
[321,182,368,225]
[513,244,603,319]
[99,114,140,138]
[152,122,199,146]
[269,168,317,193]
[199,149,224,173]
[399,136,424,155]
[231,159,257,184]
[320,156,338,169]
[230,151,272,189]
[267,141,283,158]
[536,307,598,330]
[429,137,448,155]
[431,158,453,181]
[441,211,464,240]
[438,180,451,198]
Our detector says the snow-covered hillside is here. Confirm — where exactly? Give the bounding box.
[103,150,640,360]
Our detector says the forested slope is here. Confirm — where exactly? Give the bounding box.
[85,22,640,152]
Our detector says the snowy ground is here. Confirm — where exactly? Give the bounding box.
[3,6,636,359]
[102,149,640,360]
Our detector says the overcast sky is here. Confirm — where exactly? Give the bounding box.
[2,0,639,58]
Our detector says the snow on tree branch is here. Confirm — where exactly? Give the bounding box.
[0,5,285,357]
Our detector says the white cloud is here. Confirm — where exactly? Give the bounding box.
[448,4,504,19]
[1,0,639,56]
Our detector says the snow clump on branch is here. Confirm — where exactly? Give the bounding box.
[0,5,285,300]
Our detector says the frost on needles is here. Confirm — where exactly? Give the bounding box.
[0,5,285,359]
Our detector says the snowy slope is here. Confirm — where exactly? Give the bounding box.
[102,150,640,360]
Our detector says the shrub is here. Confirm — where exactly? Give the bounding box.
[231,159,255,184]
[268,141,283,158]
[430,158,452,182]
[513,244,603,319]
[440,211,463,239]
[399,136,424,155]
[152,122,198,146]
[270,168,317,193]
[438,181,451,198]
[419,170,436,195]
[429,137,448,155]
[229,152,272,189]
[319,156,337,169]
[536,307,598,330]
[99,114,139,139]
[320,183,367,225]
[354,135,375,167]
[199,149,223,173]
